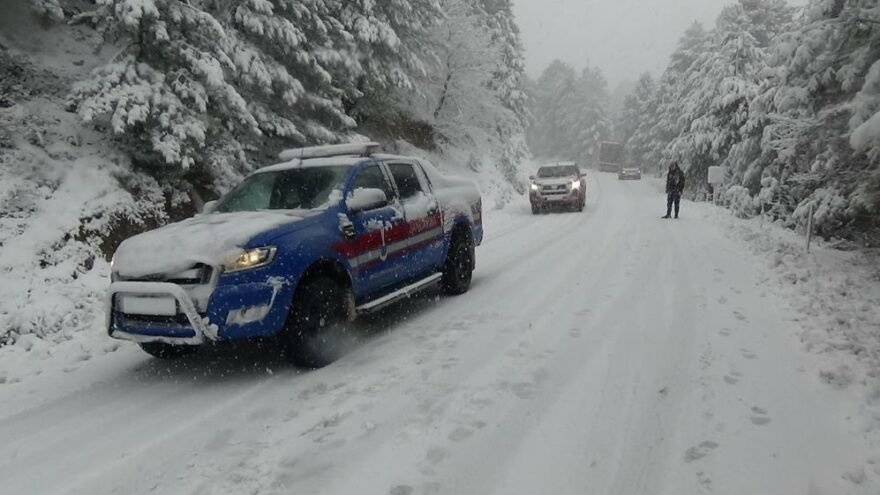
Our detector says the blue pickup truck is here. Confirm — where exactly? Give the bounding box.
[106,143,483,367]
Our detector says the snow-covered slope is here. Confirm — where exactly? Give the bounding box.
[0,2,162,346]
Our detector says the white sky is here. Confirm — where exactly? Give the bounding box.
[512,0,760,86]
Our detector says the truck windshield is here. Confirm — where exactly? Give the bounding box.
[538,166,577,178]
[214,166,351,213]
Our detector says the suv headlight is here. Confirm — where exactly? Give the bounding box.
[223,246,277,273]
[571,181,581,190]
[530,183,539,191]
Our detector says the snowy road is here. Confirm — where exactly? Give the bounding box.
[0,173,873,495]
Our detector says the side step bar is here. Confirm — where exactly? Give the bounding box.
[356,273,442,314]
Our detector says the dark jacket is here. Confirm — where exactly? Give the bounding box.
[666,168,686,195]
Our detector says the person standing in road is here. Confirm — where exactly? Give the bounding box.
[663,162,686,219]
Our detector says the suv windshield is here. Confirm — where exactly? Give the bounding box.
[214,166,351,213]
[538,166,577,178]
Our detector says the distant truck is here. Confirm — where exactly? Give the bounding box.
[598,142,624,173]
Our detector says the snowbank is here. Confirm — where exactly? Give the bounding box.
[0,5,164,349]
[693,201,880,419]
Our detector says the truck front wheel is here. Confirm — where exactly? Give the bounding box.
[282,276,355,368]
[441,228,475,295]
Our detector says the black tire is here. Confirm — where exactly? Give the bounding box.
[531,204,539,215]
[138,342,198,359]
[441,228,475,295]
[282,276,354,368]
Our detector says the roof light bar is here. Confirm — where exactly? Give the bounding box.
[278,142,383,162]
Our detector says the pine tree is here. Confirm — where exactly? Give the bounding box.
[619,72,655,166]
[631,22,708,176]
[633,0,880,242]
[665,0,793,192]
[753,0,880,238]
[528,60,610,164]
[478,0,532,188]
[71,0,442,192]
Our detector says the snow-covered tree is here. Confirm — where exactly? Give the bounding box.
[382,0,531,195]
[628,22,708,175]
[631,0,880,242]
[619,72,655,165]
[723,0,880,238]
[528,60,610,163]
[478,0,532,188]
[413,0,502,145]
[665,0,793,192]
[71,0,442,192]
[30,0,65,21]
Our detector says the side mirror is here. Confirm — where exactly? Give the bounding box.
[202,200,218,214]
[346,188,388,213]
[528,175,535,181]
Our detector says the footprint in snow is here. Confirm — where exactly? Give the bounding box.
[511,382,538,399]
[448,426,473,442]
[389,485,414,495]
[684,441,719,463]
[750,406,771,426]
[718,296,728,305]
[248,408,274,421]
[733,310,747,322]
[719,328,733,337]
[723,372,742,385]
[204,428,235,451]
[469,396,494,409]
[697,471,713,489]
[740,349,758,360]
[426,448,447,465]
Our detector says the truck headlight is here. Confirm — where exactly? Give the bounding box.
[223,246,277,273]
[530,183,539,191]
[571,181,581,190]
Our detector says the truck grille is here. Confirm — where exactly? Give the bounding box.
[118,264,213,285]
[542,184,569,194]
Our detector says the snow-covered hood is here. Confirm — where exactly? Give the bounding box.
[533,177,577,186]
[113,211,310,278]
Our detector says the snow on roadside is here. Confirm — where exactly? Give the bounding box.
[691,200,880,435]
[0,6,164,364]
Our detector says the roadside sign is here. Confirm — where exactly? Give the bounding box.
[708,166,728,185]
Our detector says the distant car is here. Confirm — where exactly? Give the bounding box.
[618,167,642,180]
[529,162,586,214]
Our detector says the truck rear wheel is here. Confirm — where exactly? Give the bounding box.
[282,276,355,368]
[441,228,475,295]
[138,342,198,359]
